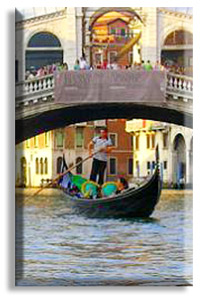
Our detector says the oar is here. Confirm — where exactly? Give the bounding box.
[31,150,99,197]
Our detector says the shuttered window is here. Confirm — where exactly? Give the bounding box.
[76,128,84,148]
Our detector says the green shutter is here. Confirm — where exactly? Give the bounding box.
[76,128,83,148]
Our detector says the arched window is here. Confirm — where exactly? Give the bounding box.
[40,158,44,175]
[26,31,63,71]
[164,30,193,46]
[28,32,62,48]
[162,30,193,68]
[20,157,27,186]
[44,158,48,175]
[173,134,186,188]
[76,157,83,174]
[57,157,63,174]
[35,158,39,174]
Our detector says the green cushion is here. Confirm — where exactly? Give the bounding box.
[72,175,87,191]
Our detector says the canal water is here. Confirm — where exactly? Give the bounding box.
[15,189,192,286]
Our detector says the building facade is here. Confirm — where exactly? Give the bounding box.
[15,7,193,80]
[15,131,53,187]
[16,120,133,187]
[126,120,193,188]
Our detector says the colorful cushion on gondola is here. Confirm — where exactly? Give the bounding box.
[81,181,99,197]
[71,175,87,191]
[101,182,118,197]
[59,173,72,189]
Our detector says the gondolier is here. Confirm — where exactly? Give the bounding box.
[88,128,114,185]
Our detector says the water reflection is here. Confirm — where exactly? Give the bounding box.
[16,189,192,286]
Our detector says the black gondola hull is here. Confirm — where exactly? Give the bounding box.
[63,166,161,218]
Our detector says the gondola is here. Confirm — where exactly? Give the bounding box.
[59,147,162,218]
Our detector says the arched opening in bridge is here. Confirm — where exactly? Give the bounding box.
[161,30,193,73]
[172,133,186,188]
[26,31,63,73]
[88,9,142,67]
[15,117,193,189]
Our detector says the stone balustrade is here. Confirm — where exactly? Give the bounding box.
[15,71,193,107]
[16,74,54,97]
[165,72,193,101]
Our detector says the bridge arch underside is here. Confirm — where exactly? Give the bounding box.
[16,103,192,144]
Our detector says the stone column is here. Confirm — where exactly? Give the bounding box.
[75,7,83,60]
[141,7,158,65]
[64,7,77,69]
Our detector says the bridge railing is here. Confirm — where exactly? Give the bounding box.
[16,74,55,97]
[15,71,193,106]
[165,72,193,101]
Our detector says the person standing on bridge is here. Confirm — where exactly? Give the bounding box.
[144,60,153,72]
[88,128,114,185]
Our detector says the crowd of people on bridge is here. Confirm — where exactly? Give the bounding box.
[25,56,192,80]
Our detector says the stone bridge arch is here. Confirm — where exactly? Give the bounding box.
[16,101,192,144]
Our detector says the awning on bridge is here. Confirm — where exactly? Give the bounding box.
[54,70,166,104]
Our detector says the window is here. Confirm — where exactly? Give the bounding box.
[57,157,63,174]
[26,50,63,71]
[151,134,155,149]
[35,158,39,174]
[20,157,27,185]
[163,132,168,148]
[152,161,155,170]
[26,139,30,148]
[76,128,84,148]
[109,158,117,175]
[44,158,48,174]
[110,28,116,35]
[136,160,140,177]
[147,161,151,170]
[40,158,43,175]
[109,133,117,147]
[146,134,150,149]
[94,53,102,65]
[164,161,167,170]
[135,134,140,150]
[26,32,63,71]
[121,28,126,36]
[34,136,38,148]
[164,30,193,46]
[76,157,83,174]
[108,51,117,63]
[45,132,50,147]
[128,158,133,175]
[56,131,64,148]
[28,32,62,48]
